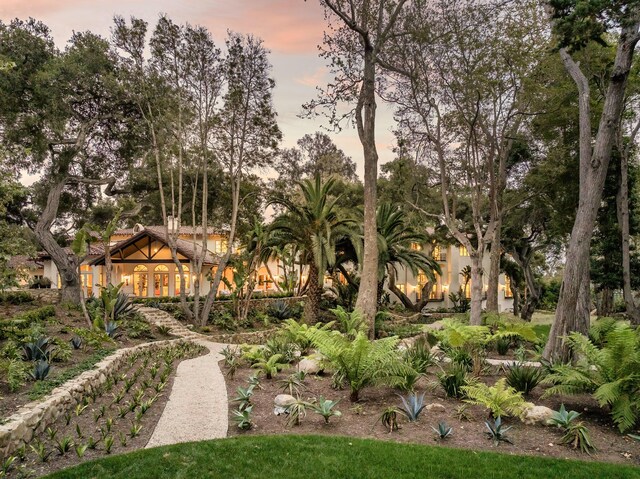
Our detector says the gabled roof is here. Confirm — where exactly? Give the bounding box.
[37,244,105,260]
[113,225,226,236]
[89,228,219,266]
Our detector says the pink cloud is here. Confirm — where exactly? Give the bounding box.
[295,66,327,87]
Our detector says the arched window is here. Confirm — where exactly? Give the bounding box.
[175,265,190,296]
[154,265,169,296]
[133,265,148,297]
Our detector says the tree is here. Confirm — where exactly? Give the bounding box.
[270,176,356,323]
[0,19,132,304]
[544,1,640,361]
[200,32,281,324]
[389,0,547,324]
[306,0,410,337]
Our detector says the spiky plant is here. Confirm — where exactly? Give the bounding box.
[505,362,545,395]
[305,329,416,402]
[542,323,640,432]
[309,396,342,424]
[397,392,426,422]
[462,378,532,419]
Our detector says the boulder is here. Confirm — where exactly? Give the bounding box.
[521,405,555,426]
[425,403,446,413]
[298,357,323,375]
[273,394,296,415]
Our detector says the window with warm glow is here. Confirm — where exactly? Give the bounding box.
[175,265,190,296]
[505,276,513,298]
[459,245,469,257]
[410,242,423,251]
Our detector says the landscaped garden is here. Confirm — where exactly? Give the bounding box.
[221,309,640,466]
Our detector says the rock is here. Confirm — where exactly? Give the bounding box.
[273,394,296,416]
[425,403,446,413]
[298,357,323,375]
[522,405,555,425]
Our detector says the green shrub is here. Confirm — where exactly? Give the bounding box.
[462,378,532,419]
[542,322,640,432]
[0,291,33,304]
[306,328,415,402]
[0,357,30,391]
[403,336,436,374]
[437,365,471,398]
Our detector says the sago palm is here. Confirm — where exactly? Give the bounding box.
[305,327,415,402]
[542,322,640,432]
[269,175,357,323]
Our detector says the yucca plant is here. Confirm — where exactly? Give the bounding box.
[53,436,74,456]
[397,392,426,422]
[278,374,307,396]
[232,385,254,411]
[103,435,114,454]
[542,323,640,432]
[484,416,513,445]
[505,362,545,396]
[30,440,52,463]
[432,421,453,440]
[305,329,415,402]
[285,398,312,427]
[561,422,596,454]
[309,396,342,424]
[462,378,532,419]
[378,407,400,432]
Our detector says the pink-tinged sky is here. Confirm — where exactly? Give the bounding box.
[1,0,397,180]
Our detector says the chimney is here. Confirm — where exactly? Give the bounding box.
[167,215,181,233]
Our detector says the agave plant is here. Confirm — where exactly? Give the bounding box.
[232,405,253,430]
[432,421,453,440]
[305,329,416,402]
[70,336,83,350]
[104,321,120,339]
[29,360,51,381]
[505,362,545,396]
[547,404,581,429]
[22,337,54,362]
[309,396,342,424]
[542,323,640,432]
[485,416,513,445]
[267,300,294,321]
[397,392,426,422]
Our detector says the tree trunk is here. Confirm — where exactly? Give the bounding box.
[512,254,540,322]
[304,262,321,324]
[486,217,501,313]
[544,24,640,361]
[354,45,379,339]
[469,253,484,325]
[616,147,640,324]
[34,178,83,306]
[597,288,614,317]
[512,281,520,317]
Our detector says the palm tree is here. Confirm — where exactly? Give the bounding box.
[270,175,356,323]
[376,203,441,310]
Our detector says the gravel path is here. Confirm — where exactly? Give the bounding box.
[137,307,229,447]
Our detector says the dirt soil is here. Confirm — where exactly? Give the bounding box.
[6,344,205,479]
[225,362,640,467]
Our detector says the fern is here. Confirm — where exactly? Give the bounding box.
[331,306,366,338]
[462,378,532,419]
[542,323,640,432]
[305,329,415,402]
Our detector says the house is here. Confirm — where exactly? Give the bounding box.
[32,220,514,312]
[390,243,514,312]
[7,255,45,287]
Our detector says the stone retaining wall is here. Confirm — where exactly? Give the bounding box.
[0,339,189,458]
[18,289,61,304]
[206,328,279,344]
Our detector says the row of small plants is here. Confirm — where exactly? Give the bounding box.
[0,286,161,399]
[1,341,204,479]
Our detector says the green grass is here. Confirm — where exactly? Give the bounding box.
[44,435,639,479]
[28,348,114,400]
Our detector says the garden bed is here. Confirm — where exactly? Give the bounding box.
[0,298,176,421]
[224,362,640,466]
[2,341,205,478]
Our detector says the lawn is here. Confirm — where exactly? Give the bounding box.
[44,435,640,479]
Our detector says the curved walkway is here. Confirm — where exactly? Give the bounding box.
[137,307,229,448]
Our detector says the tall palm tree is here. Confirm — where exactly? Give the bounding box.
[270,175,356,322]
[376,203,441,309]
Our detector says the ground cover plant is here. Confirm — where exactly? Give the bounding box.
[43,435,640,479]
[1,342,205,478]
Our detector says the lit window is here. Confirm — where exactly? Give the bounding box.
[505,276,513,299]
[459,245,469,257]
[410,242,423,251]
[175,265,190,296]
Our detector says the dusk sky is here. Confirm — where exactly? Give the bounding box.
[0,0,398,180]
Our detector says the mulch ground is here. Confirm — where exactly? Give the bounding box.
[224,362,640,467]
